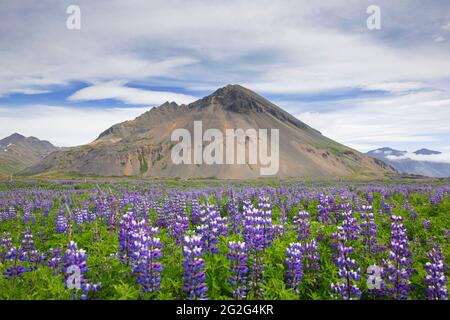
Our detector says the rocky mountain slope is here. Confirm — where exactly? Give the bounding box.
[0,133,57,175]
[22,85,394,178]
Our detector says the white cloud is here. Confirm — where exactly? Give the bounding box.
[0,105,150,146]
[432,34,445,42]
[386,152,450,164]
[293,90,450,153]
[68,82,198,105]
[1,1,450,96]
[10,89,50,95]
[442,22,450,31]
[362,82,426,93]
[0,1,449,152]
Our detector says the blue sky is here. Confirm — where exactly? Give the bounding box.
[0,0,450,158]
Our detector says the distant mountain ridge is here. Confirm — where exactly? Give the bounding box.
[366,147,450,177]
[0,133,58,175]
[413,148,441,155]
[22,84,393,178]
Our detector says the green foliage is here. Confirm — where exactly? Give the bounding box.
[138,154,148,174]
[0,179,449,300]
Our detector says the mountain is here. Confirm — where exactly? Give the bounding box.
[0,133,58,175]
[413,148,441,155]
[366,147,450,177]
[22,85,393,178]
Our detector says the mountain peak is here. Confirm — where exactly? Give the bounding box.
[0,133,26,145]
[7,132,25,139]
[211,84,251,95]
[0,133,57,175]
[189,84,319,133]
[413,148,441,155]
[22,83,393,178]
[159,101,179,108]
[190,84,270,113]
[207,84,263,104]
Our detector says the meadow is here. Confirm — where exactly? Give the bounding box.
[0,178,448,300]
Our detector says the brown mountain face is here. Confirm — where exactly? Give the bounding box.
[0,133,58,175]
[22,85,394,178]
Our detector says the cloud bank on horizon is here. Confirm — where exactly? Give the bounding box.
[0,0,449,153]
[386,152,450,164]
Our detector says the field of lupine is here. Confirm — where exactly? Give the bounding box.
[0,179,448,300]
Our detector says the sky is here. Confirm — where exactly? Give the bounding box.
[0,0,450,158]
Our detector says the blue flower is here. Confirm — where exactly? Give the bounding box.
[424,246,448,300]
[182,235,207,300]
[227,241,248,300]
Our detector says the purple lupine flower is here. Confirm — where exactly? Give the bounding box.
[292,210,320,273]
[360,209,385,255]
[118,211,140,265]
[189,197,201,226]
[382,215,413,300]
[196,204,227,254]
[340,210,360,241]
[380,198,392,216]
[0,232,12,263]
[424,246,448,300]
[242,200,267,298]
[278,201,289,227]
[430,191,444,206]
[330,227,361,300]
[304,239,320,272]
[47,247,63,275]
[156,199,168,228]
[19,230,34,256]
[17,230,46,270]
[422,219,432,232]
[243,200,265,249]
[285,243,304,294]
[61,241,99,299]
[168,197,189,245]
[81,283,101,298]
[272,223,285,238]
[61,241,88,287]
[293,211,311,241]
[227,192,241,234]
[403,200,418,221]
[132,227,163,293]
[317,194,333,224]
[227,241,248,300]
[2,247,27,280]
[258,195,274,247]
[172,213,190,244]
[22,205,33,225]
[56,210,69,234]
[182,235,207,300]
[28,249,46,271]
[8,207,16,220]
[73,209,84,227]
